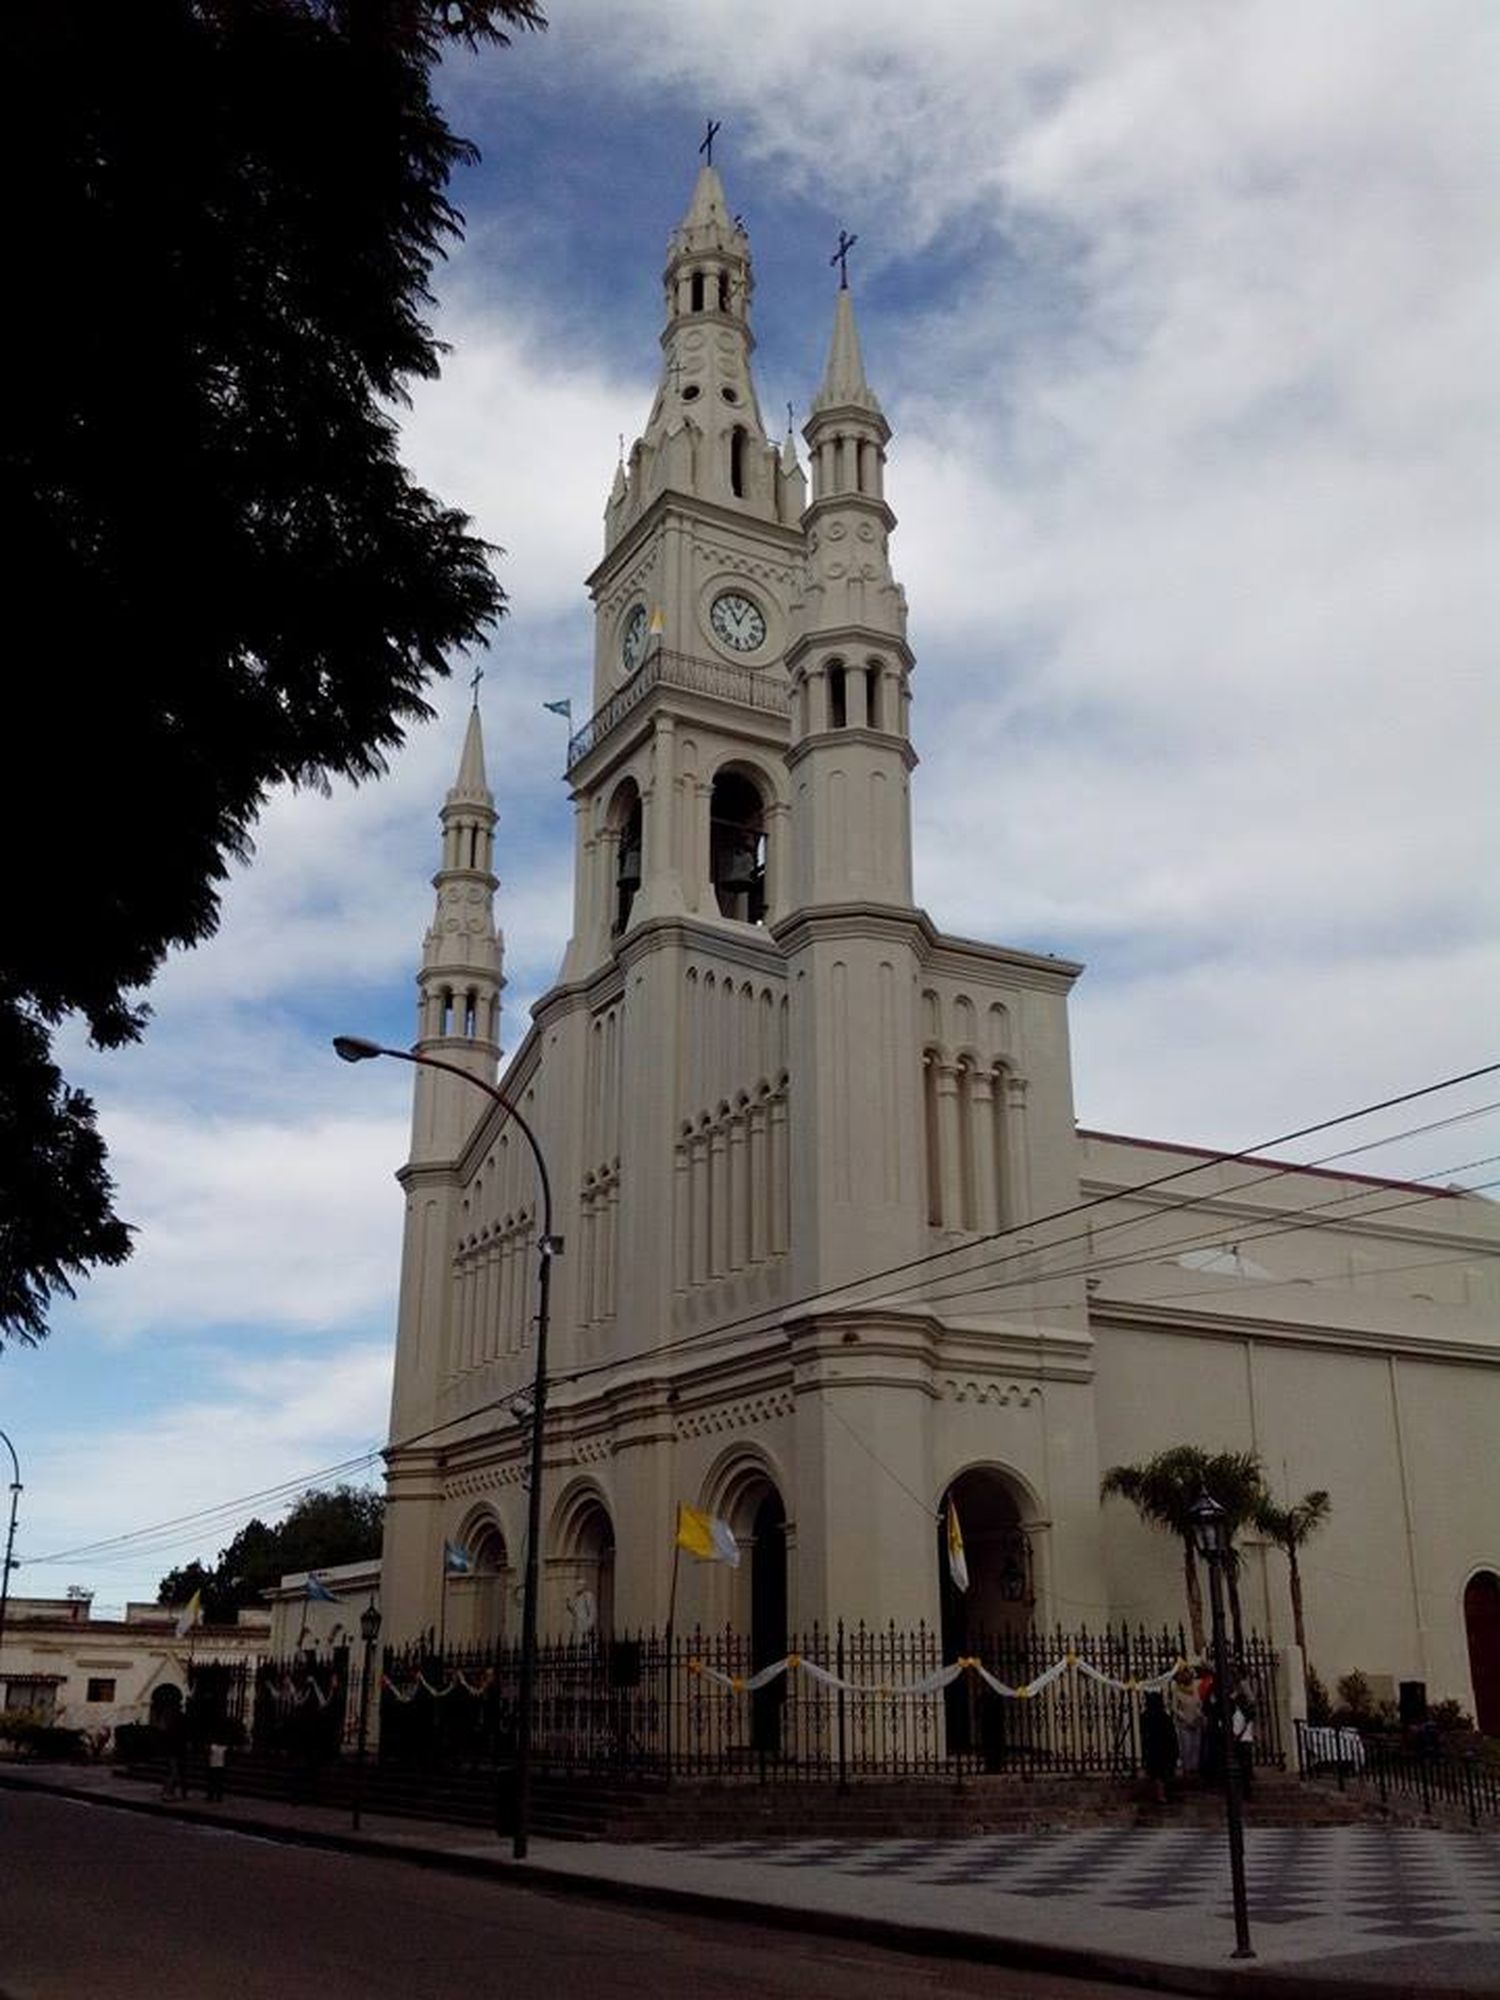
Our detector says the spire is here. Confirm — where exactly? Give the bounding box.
[407,704,505,1163]
[812,285,883,420]
[603,157,795,545]
[448,697,489,807]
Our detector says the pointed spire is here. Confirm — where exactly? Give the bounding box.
[447,698,491,808]
[812,285,882,419]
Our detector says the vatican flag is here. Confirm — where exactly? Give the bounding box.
[945,1500,970,1594]
[675,1503,740,1568]
[174,1589,203,1638]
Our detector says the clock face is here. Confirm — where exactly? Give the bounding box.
[620,603,649,674]
[710,591,767,654]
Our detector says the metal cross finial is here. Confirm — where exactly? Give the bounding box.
[786,401,795,437]
[699,119,721,166]
[831,229,859,289]
[469,664,484,707]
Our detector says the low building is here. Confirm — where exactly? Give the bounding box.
[0,1594,270,1743]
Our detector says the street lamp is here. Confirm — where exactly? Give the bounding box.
[1190,1490,1255,1960]
[0,1429,21,1665]
[352,1599,382,1831]
[333,1034,559,1860]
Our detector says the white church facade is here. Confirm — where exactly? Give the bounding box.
[372,163,1500,1731]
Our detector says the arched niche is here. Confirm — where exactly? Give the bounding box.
[1464,1570,1500,1734]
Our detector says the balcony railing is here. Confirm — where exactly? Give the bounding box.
[568,648,789,767]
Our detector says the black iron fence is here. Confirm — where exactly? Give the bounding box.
[1295,1720,1500,1826]
[374,1622,1282,1783]
[185,1652,350,1761]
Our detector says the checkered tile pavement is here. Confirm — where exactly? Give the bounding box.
[660,1827,1500,1948]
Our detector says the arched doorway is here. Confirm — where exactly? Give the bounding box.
[446,1520,510,1648]
[1464,1571,1500,1734]
[938,1467,1035,1765]
[714,1463,789,1756]
[552,1489,615,1647]
[749,1490,788,1754]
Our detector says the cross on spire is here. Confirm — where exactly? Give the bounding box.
[830,229,859,289]
[699,118,721,166]
[469,664,484,708]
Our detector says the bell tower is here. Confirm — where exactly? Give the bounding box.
[561,159,807,980]
[776,271,927,1296]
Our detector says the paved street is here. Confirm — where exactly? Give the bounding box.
[0,1789,1165,2000]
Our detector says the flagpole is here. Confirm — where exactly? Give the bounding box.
[439,1560,448,1656]
[665,1515,682,1785]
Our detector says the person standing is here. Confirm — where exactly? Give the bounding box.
[1229,1664,1257,1796]
[1140,1688,1179,1804]
[205,1738,228,1803]
[1169,1663,1203,1778]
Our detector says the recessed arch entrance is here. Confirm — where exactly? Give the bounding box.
[712,1459,789,1754]
[446,1515,511,1648]
[1464,1570,1500,1734]
[551,1486,616,1645]
[938,1466,1037,1765]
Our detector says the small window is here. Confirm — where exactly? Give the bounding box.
[729,425,747,498]
[690,271,705,312]
[682,382,701,401]
[828,664,848,728]
[720,385,738,404]
[866,665,883,731]
[86,1678,117,1704]
[718,272,730,311]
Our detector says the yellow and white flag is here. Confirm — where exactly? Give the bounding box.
[945,1500,970,1594]
[174,1588,203,1638]
[675,1503,740,1568]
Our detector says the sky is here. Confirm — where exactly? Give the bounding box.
[7,0,1497,1617]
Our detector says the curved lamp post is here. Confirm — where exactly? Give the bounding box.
[333,1035,559,1861]
[0,1429,20,1666]
[1190,1490,1255,1960]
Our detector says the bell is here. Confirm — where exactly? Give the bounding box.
[718,845,759,888]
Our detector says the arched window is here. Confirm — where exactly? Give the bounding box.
[710,770,766,924]
[609,783,642,935]
[827,663,848,728]
[690,270,705,312]
[865,662,884,731]
[729,425,747,498]
[718,272,731,311]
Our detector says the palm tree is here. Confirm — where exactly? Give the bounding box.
[1254,1488,1331,1689]
[1100,1445,1266,1655]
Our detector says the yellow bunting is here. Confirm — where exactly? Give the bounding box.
[1066,1651,1077,1665]
[1017,1686,1031,1700]
[731,1676,746,1694]
[688,1659,703,1676]
[787,1652,801,1668]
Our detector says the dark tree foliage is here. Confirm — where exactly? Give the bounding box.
[159,1483,385,1622]
[0,1,543,1347]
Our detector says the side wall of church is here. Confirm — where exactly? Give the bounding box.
[1093,1317,1500,1717]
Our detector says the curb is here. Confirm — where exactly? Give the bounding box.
[0,1768,1484,2000]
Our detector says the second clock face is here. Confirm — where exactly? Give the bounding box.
[710,591,767,654]
[621,603,649,674]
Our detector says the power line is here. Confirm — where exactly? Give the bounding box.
[26,1060,1499,1575]
[552,1060,1500,1391]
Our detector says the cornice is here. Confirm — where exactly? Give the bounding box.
[785,728,918,774]
[1088,1292,1500,1368]
[590,491,804,597]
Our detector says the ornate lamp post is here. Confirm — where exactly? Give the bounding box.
[0,1429,21,1664]
[352,1598,382,1830]
[333,1035,559,1860]
[1190,1490,1255,1960]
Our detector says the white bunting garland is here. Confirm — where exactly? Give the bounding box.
[686,1649,1186,1702]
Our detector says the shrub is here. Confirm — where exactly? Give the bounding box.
[1306,1668,1331,1725]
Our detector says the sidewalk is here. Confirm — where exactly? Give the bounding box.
[3,1761,1497,1998]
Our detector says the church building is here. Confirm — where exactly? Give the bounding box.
[373,162,1500,1730]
